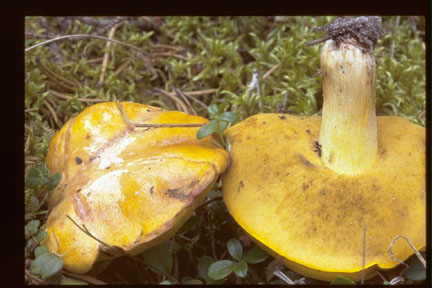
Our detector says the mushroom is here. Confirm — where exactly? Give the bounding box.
[221,16,425,281]
[41,102,229,274]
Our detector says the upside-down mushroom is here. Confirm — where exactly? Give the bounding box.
[41,102,229,274]
[221,16,425,281]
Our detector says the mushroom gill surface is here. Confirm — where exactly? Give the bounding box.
[222,114,425,281]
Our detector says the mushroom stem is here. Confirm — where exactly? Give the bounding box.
[319,39,378,175]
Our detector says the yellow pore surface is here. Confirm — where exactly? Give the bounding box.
[43,102,229,274]
[222,113,425,281]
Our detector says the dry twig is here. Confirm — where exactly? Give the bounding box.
[116,101,204,128]
[273,268,295,285]
[172,86,197,115]
[150,43,183,52]
[67,214,180,283]
[150,51,189,61]
[418,109,425,119]
[44,100,63,128]
[388,234,426,268]
[98,24,119,87]
[86,57,104,64]
[176,235,207,252]
[37,194,49,211]
[153,88,189,113]
[36,58,77,92]
[113,60,132,77]
[25,32,54,39]
[25,34,149,55]
[25,269,46,285]
[49,89,106,103]
[181,89,218,97]
[263,64,280,79]
[376,270,387,282]
[180,92,208,110]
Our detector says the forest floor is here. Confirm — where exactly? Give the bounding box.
[24,16,426,285]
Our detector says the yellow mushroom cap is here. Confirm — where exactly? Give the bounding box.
[222,113,425,281]
[42,102,229,274]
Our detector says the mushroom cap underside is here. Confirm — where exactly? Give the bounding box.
[42,102,229,274]
[222,113,425,281]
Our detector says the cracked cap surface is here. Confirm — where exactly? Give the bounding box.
[42,102,229,274]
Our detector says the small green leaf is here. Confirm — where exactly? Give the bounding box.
[25,238,38,258]
[25,220,40,238]
[34,245,48,258]
[40,163,50,180]
[403,253,426,281]
[219,111,239,122]
[30,252,63,280]
[227,238,243,261]
[233,260,248,278]
[218,120,228,132]
[196,120,218,139]
[245,246,269,264]
[26,168,49,189]
[47,173,62,190]
[36,230,48,242]
[330,275,356,285]
[29,256,43,275]
[198,256,213,280]
[140,244,172,276]
[160,280,171,285]
[60,277,88,285]
[208,104,219,115]
[208,260,234,280]
[27,195,39,212]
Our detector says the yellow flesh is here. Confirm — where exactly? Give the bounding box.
[222,113,425,281]
[43,102,229,274]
